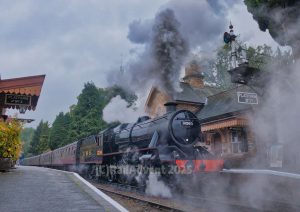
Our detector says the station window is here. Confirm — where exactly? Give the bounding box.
[231,128,248,153]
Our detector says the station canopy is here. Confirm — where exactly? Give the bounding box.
[0,75,45,111]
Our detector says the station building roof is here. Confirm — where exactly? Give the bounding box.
[0,75,45,111]
[197,85,261,122]
[174,82,223,105]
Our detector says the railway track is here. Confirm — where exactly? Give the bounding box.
[89,180,259,212]
[92,182,197,211]
[90,179,300,212]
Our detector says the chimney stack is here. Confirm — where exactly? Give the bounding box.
[183,61,204,89]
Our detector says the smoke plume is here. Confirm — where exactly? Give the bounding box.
[109,0,238,99]
[103,95,145,123]
[128,8,188,97]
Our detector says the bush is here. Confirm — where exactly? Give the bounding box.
[0,120,23,162]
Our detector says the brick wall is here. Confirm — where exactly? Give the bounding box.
[146,90,170,117]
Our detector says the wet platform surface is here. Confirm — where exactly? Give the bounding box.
[0,166,122,212]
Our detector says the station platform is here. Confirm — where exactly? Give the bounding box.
[0,166,128,212]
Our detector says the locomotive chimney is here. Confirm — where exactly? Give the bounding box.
[164,102,177,113]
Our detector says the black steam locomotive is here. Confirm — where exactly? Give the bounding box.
[22,102,224,184]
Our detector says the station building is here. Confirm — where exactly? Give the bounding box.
[145,63,259,165]
[0,74,45,121]
[0,74,45,170]
[197,85,259,165]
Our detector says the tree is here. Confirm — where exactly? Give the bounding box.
[202,44,233,89]
[49,112,71,150]
[38,122,50,153]
[28,120,50,155]
[43,82,138,146]
[202,44,292,88]
[28,121,43,155]
[104,85,137,107]
[244,0,300,57]
[20,127,35,157]
[68,82,108,141]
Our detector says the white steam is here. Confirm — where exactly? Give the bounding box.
[145,172,172,198]
[103,95,145,123]
[250,59,300,168]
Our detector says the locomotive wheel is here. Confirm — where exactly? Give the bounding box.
[117,173,127,184]
[135,171,148,190]
[107,172,116,182]
[87,165,96,180]
[107,166,117,182]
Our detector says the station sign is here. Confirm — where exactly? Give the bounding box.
[237,92,258,104]
[5,94,31,106]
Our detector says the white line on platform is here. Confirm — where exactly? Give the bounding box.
[222,169,300,179]
[73,173,129,212]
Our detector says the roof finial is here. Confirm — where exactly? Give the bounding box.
[229,21,234,34]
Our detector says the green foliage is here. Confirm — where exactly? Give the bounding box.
[49,112,71,150]
[0,120,23,161]
[38,122,50,153]
[104,85,137,107]
[66,82,137,143]
[203,44,232,89]
[246,44,272,69]
[28,120,50,155]
[244,0,298,48]
[20,127,35,157]
[68,82,108,141]
[24,82,137,153]
[203,44,293,88]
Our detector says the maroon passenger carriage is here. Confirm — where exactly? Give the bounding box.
[40,151,52,167]
[51,142,77,169]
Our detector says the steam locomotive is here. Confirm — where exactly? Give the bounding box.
[22,102,224,184]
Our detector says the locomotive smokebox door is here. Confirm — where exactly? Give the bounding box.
[228,62,260,85]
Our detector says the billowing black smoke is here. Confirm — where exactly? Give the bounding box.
[151,9,188,96]
[108,1,238,98]
[127,9,188,97]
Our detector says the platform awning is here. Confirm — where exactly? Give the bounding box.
[201,117,248,132]
[0,75,45,111]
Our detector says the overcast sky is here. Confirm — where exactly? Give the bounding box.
[3,0,284,127]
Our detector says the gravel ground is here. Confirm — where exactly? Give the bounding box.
[103,192,166,212]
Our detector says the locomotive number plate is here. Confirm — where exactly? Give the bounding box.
[181,121,194,126]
